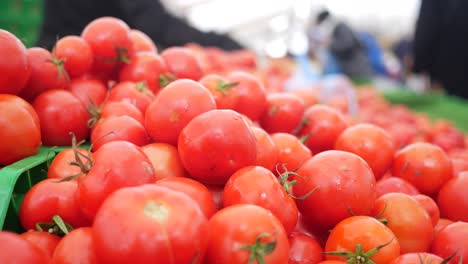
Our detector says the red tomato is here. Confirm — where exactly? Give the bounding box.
[178,109,257,185]
[260,93,305,134]
[0,95,41,165]
[288,232,323,264]
[431,222,468,264]
[199,74,239,109]
[77,141,156,221]
[107,81,154,114]
[392,142,453,195]
[293,151,376,229]
[376,177,420,197]
[371,193,433,253]
[141,143,186,179]
[47,148,93,180]
[19,179,89,230]
[0,29,30,94]
[413,194,440,226]
[434,218,453,236]
[437,173,468,222]
[145,79,216,145]
[54,36,93,78]
[161,47,204,81]
[68,78,107,108]
[335,123,395,179]
[90,116,149,150]
[390,253,444,264]
[33,89,89,146]
[324,216,400,264]
[318,261,346,264]
[81,17,132,74]
[292,89,319,108]
[207,184,224,211]
[99,101,144,125]
[0,231,50,263]
[128,29,157,54]
[20,47,68,102]
[251,126,278,172]
[226,71,267,121]
[119,52,169,93]
[157,177,216,219]
[223,166,298,234]
[271,133,312,174]
[51,227,98,264]
[298,105,348,154]
[20,230,60,259]
[93,184,208,263]
[205,204,289,264]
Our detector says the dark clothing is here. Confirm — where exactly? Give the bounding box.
[37,0,243,51]
[413,0,468,99]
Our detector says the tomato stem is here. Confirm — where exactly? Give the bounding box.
[323,238,395,264]
[35,215,73,237]
[239,232,277,264]
[216,80,238,95]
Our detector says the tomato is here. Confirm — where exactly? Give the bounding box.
[128,29,157,54]
[199,74,239,109]
[392,142,453,195]
[145,79,216,145]
[325,216,400,264]
[157,177,216,219]
[371,193,433,253]
[223,166,298,234]
[51,227,98,264]
[119,52,169,93]
[260,93,305,134]
[226,71,267,121]
[431,222,468,264]
[437,173,468,222]
[20,230,61,259]
[318,261,346,264]
[413,194,440,226]
[0,231,50,263]
[434,218,453,236]
[390,253,444,264]
[376,177,420,197]
[294,213,329,246]
[20,47,68,102]
[99,101,144,125]
[54,36,93,78]
[81,17,132,74]
[251,126,278,172]
[33,89,89,146]
[141,143,187,179]
[292,88,319,108]
[271,133,312,174]
[68,78,107,108]
[178,109,257,185]
[293,151,376,230]
[161,47,204,81]
[47,148,92,180]
[90,116,149,150]
[288,232,323,264]
[207,184,224,211]
[77,141,156,221]
[205,204,289,264]
[93,184,208,263]
[107,81,154,114]
[297,105,348,154]
[0,95,41,165]
[335,123,395,180]
[19,179,89,230]
[0,29,30,94]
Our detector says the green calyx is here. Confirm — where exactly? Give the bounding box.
[276,163,317,200]
[239,232,277,264]
[324,238,394,264]
[36,215,73,237]
[216,80,238,95]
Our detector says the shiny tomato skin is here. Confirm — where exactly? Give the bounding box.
[0,94,41,165]
[288,232,323,264]
[47,148,93,180]
[376,177,420,197]
[68,78,107,108]
[392,142,453,195]
[271,133,312,174]
[141,143,187,179]
[390,253,444,264]
[223,166,298,234]
[33,89,89,146]
[0,29,30,94]
[144,79,216,146]
[293,151,376,230]
[437,173,468,222]
[92,184,208,264]
[413,194,440,226]
[260,93,305,134]
[119,52,168,93]
[51,227,98,264]
[0,231,50,263]
[107,81,154,114]
[325,216,400,264]
[205,204,289,264]
[54,36,93,78]
[178,109,257,185]
[251,126,278,172]
[129,29,157,54]
[100,101,144,125]
[161,47,204,81]
[20,230,61,259]
[431,222,468,264]
[199,73,239,109]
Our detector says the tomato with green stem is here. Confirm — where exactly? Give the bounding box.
[199,73,239,109]
[260,93,305,134]
[251,126,278,172]
[0,231,50,263]
[141,143,187,180]
[107,81,154,114]
[161,47,204,81]
[54,36,93,78]
[270,133,312,175]
[51,227,98,264]
[0,29,30,95]
[47,147,92,180]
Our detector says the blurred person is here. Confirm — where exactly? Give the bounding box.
[413,0,468,99]
[36,0,243,51]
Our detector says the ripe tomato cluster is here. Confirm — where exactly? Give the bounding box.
[1,16,468,264]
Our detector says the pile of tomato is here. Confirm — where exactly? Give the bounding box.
[0,16,467,264]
